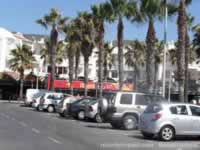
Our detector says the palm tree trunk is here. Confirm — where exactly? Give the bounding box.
[69,54,74,95]
[154,62,158,94]
[184,29,190,102]
[146,19,156,94]
[75,49,80,80]
[104,62,108,82]
[19,72,24,101]
[50,28,58,91]
[98,23,104,98]
[133,65,139,92]
[84,57,89,97]
[117,16,124,91]
[177,0,186,102]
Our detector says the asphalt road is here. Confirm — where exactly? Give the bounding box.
[0,102,199,150]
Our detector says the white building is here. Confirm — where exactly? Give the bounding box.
[0,27,98,81]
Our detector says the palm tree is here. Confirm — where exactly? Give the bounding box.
[76,12,95,97]
[103,43,115,81]
[91,4,108,98]
[37,8,69,91]
[193,24,200,58]
[63,19,81,95]
[74,49,81,80]
[65,43,75,95]
[185,13,194,102]
[139,0,164,93]
[9,44,36,100]
[154,40,164,92]
[125,40,146,91]
[104,0,138,90]
[177,0,187,102]
[40,40,66,66]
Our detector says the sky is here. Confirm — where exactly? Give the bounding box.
[0,0,199,42]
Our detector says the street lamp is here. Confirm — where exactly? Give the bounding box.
[162,0,168,97]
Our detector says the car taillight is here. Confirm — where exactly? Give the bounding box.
[89,106,93,111]
[151,113,162,121]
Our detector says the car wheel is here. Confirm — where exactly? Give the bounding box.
[95,114,103,123]
[159,126,175,141]
[47,105,54,113]
[141,132,154,139]
[78,111,85,120]
[122,115,137,130]
[110,122,121,129]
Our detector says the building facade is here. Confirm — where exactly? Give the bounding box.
[0,27,200,94]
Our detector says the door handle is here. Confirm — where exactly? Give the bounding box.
[136,106,141,109]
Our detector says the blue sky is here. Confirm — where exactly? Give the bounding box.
[0,0,199,42]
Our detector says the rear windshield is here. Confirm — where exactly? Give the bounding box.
[144,104,162,113]
[88,100,97,105]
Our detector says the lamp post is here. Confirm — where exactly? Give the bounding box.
[162,0,168,97]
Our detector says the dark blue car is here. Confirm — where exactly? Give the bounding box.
[67,97,97,120]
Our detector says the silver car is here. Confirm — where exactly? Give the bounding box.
[85,100,103,123]
[139,102,200,141]
[56,96,79,117]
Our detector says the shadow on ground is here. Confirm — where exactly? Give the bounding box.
[129,134,200,142]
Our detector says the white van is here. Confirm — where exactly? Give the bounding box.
[25,89,48,106]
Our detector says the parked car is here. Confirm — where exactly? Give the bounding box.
[67,97,97,120]
[140,102,200,141]
[25,89,48,106]
[85,99,103,123]
[38,92,71,113]
[32,94,45,111]
[98,92,165,130]
[56,96,79,117]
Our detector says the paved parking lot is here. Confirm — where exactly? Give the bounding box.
[0,102,199,150]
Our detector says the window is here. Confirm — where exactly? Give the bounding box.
[53,95,63,100]
[135,95,147,105]
[47,95,54,99]
[190,106,200,116]
[170,105,188,115]
[120,94,132,105]
[79,99,90,105]
[144,104,162,113]
[112,71,118,78]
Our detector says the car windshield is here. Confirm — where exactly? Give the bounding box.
[88,100,97,105]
